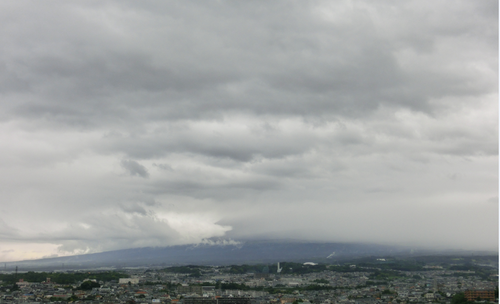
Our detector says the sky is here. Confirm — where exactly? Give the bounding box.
[0,0,498,262]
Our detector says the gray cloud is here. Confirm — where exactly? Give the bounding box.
[1,1,496,127]
[121,159,149,178]
[0,0,497,260]
[0,219,20,239]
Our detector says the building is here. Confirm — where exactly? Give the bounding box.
[464,290,495,302]
[183,298,252,304]
[177,284,203,295]
[119,277,140,284]
[255,273,269,279]
[16,279,30,288]
[280,298,296,304]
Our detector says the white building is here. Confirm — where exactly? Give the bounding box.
[119,277,140,284]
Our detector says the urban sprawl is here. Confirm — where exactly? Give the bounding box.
[0,258,498,304]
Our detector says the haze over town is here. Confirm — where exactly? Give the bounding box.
[0,0,497,263]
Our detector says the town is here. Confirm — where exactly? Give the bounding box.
[0,257,497,304]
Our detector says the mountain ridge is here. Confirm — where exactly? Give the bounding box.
[2,240,496,271]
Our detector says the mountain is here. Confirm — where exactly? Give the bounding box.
[3,240,412,271]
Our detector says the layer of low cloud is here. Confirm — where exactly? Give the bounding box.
[0,0,497,262]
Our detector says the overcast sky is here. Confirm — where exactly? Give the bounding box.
[0,0,498,262]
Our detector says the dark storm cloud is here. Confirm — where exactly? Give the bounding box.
[0,0,495,129]
[0,0,497,260]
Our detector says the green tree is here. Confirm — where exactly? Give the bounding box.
[79,280,100,290]
[451,292,468,304]
[68,294,79,302]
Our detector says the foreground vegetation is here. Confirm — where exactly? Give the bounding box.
[0,271,129,285]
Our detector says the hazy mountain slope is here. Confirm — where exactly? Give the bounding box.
[3,240,409,270]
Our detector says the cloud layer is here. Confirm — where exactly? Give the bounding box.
[0,0,497,262]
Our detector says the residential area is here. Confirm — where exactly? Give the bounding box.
[0,258,497,304]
